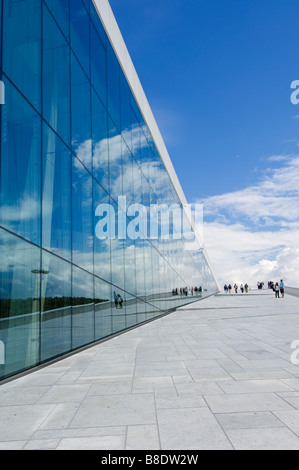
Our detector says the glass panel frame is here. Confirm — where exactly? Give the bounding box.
[41,251,72,362]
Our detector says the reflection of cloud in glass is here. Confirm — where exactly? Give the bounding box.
[1,195,40,223]
[75,124,173,205]
[0,117,215,304]
[0,231,39,300]
[73,139,92,168]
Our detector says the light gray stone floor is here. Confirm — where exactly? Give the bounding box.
[1,290,299,450]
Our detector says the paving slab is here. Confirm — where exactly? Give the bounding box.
[217,379,294,394]
[204,392,294,413]
[226,427,299,450]
[157,407,233,450]
[0,290,299,450]
[56,435,126,450]
[215,411,284,430]
[126,425,160,450]
[69,394,157,428]
[273,410,299,436]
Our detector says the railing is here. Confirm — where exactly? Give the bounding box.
[285,287,299,298]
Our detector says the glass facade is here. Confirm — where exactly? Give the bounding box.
[0,0,219,382]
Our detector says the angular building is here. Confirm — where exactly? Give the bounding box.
[0,0,219,382]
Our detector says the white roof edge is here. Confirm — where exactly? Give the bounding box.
[91,0,220,290]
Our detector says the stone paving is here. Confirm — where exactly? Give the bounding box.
[1,289,299,450]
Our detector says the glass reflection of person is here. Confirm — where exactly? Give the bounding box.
[114,291,118,309]
[118,294,123,309]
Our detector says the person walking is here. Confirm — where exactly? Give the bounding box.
[280,280,285,298]
[234,284,238,294]
[275,283,280,299]
[118,294,123,309]
[114,291,119,309]
[224,284,228,294]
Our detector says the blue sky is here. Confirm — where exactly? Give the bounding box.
[109,0,299,287]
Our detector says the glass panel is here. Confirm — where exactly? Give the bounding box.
[92,89,109,192]
[120,70,131,143]
[94,179,111,282]
[110,198,125,290]
[72,265,95,349]
[143,239,154,316]
[130,160,146,320]
[151,243,162,311]
[41,251,72,362]
[124,292,137,329]
[152,153,168,203]
[108,118,122,201]
[0,80,41,245]
[107,42,120,130]
[3,0,41,111]
[42,123,71,261]
[94,278,112,340]
[90,1,107,48]
[124,222,136,296]
[44,0,70,39]
[135,238,146,311]
[81,0,89,14]
[71,52,92,171]
[95,276,112,340]
[91,22,107,107]
[111,285,126,334]
[131,159,143,209]
[122,139,137,314]
[139,123,150,181]
[148,302,163,320]
[164,261,174,311]
[130,95,140,124]
[141,172,150,241]
[70,0,90,77]
[43,4,70,145]
[0,0,2,70]
[158,256,166,312]
[72,156,94,272]
[131,109,140,164]
[135,296,148,326]
[122,140,135,207]
[0,230,40,381]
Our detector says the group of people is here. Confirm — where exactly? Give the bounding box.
[268,280,285,298]
[224,280,285,298]
[172,287,203,297]
[113,291,124,309]
[224,283,249,294]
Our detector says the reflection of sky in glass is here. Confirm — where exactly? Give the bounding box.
[0,0,218,381]
[42,123,72,261]
[72,156,94,271]
[71,52,92,170]
[0,80,41,245]
[0,230,40,302]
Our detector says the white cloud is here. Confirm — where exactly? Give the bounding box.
[202,156,299,224]
[267,155,292,162]
[197,156,299,288]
